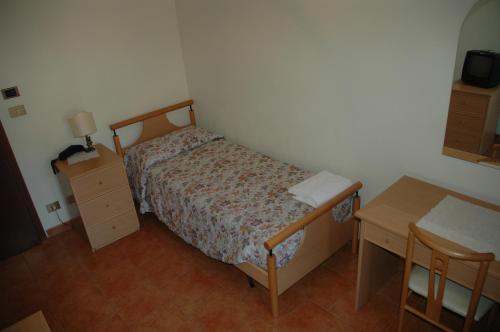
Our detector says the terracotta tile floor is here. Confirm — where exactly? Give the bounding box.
[0,214,497,331]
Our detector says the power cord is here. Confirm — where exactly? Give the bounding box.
[55,209,72,228]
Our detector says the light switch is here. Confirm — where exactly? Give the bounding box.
[8,105,27,118]
[1,86,20,100]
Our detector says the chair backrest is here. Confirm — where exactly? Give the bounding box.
[399,223,495,332]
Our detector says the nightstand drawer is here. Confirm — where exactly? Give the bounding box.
[72,163,127,202]
[86,209,138,250]
[444,129,481,153]
[79,186,135,227]
[446,112,485,134]
[449,91,488,118]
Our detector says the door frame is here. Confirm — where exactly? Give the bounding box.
[0,120,46,242]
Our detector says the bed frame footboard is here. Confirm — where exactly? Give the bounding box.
[237,181,362,317]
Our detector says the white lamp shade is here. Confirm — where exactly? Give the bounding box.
[69,111,97,137]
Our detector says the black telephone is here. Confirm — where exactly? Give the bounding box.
[51,145,86,174]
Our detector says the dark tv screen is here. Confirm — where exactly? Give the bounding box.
[467,54,493,78]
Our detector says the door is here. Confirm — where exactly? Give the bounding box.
[0,121,45,259]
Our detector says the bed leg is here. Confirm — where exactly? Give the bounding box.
[267,251,279,318]
[247,276,256,288]
[352,193,361,255]
[189,105,196,127]
[112,131,124,158]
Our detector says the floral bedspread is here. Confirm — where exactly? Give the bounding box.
[124,126,223,213]
[133,138,353,269]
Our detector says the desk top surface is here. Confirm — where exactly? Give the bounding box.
[453,80,499,96]
[355,176,500,274]
[356,176,499,236]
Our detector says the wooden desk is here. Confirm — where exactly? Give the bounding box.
[2,311,51,332]
[354,176,500,310]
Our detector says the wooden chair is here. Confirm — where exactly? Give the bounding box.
[397,223,495,332]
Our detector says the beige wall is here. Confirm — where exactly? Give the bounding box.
[0,0,189,230]
[176,0,500,206]
[2,0,499,232]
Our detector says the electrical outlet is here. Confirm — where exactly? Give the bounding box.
[46,201,61,213]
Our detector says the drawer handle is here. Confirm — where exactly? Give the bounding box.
[98,181,103,185]
[105,204,110,208]
[112,225,116,230]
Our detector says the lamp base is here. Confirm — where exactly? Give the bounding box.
[85,135,95,152]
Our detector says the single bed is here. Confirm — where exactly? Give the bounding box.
[110,100,362,317]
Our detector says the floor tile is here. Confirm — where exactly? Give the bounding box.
[0,255,34,288]
[322,244,358,286]
[134,303,196,332]
[275,302,344,331]
[292,265,355,312]
[92,314,130,332]
[113,281,165,324]
[2,215,498,331]
[161,265,224,313]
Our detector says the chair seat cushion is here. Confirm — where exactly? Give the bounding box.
[409,265,494,321]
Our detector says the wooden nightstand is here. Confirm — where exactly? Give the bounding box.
[56,144,139,251]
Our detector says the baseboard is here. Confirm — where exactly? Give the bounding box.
[46,217,80,237]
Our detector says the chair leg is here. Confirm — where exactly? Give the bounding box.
[397,306,406,332]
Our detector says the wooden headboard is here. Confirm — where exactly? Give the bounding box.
[109,99,195,157]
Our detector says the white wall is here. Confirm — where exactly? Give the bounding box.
[2,0,499,232]
[0,0,189,230]
[175,0,500,206]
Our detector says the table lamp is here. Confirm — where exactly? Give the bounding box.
[69,111,97,152]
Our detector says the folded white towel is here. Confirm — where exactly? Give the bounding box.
[288,170,353,208]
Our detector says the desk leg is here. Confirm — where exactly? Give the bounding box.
[355,221,400,310]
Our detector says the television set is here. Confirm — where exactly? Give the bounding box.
[461,50,500,88]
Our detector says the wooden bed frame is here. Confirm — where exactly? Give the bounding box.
[110,100,362,317]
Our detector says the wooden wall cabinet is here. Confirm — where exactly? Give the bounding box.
[444,82,499,155]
